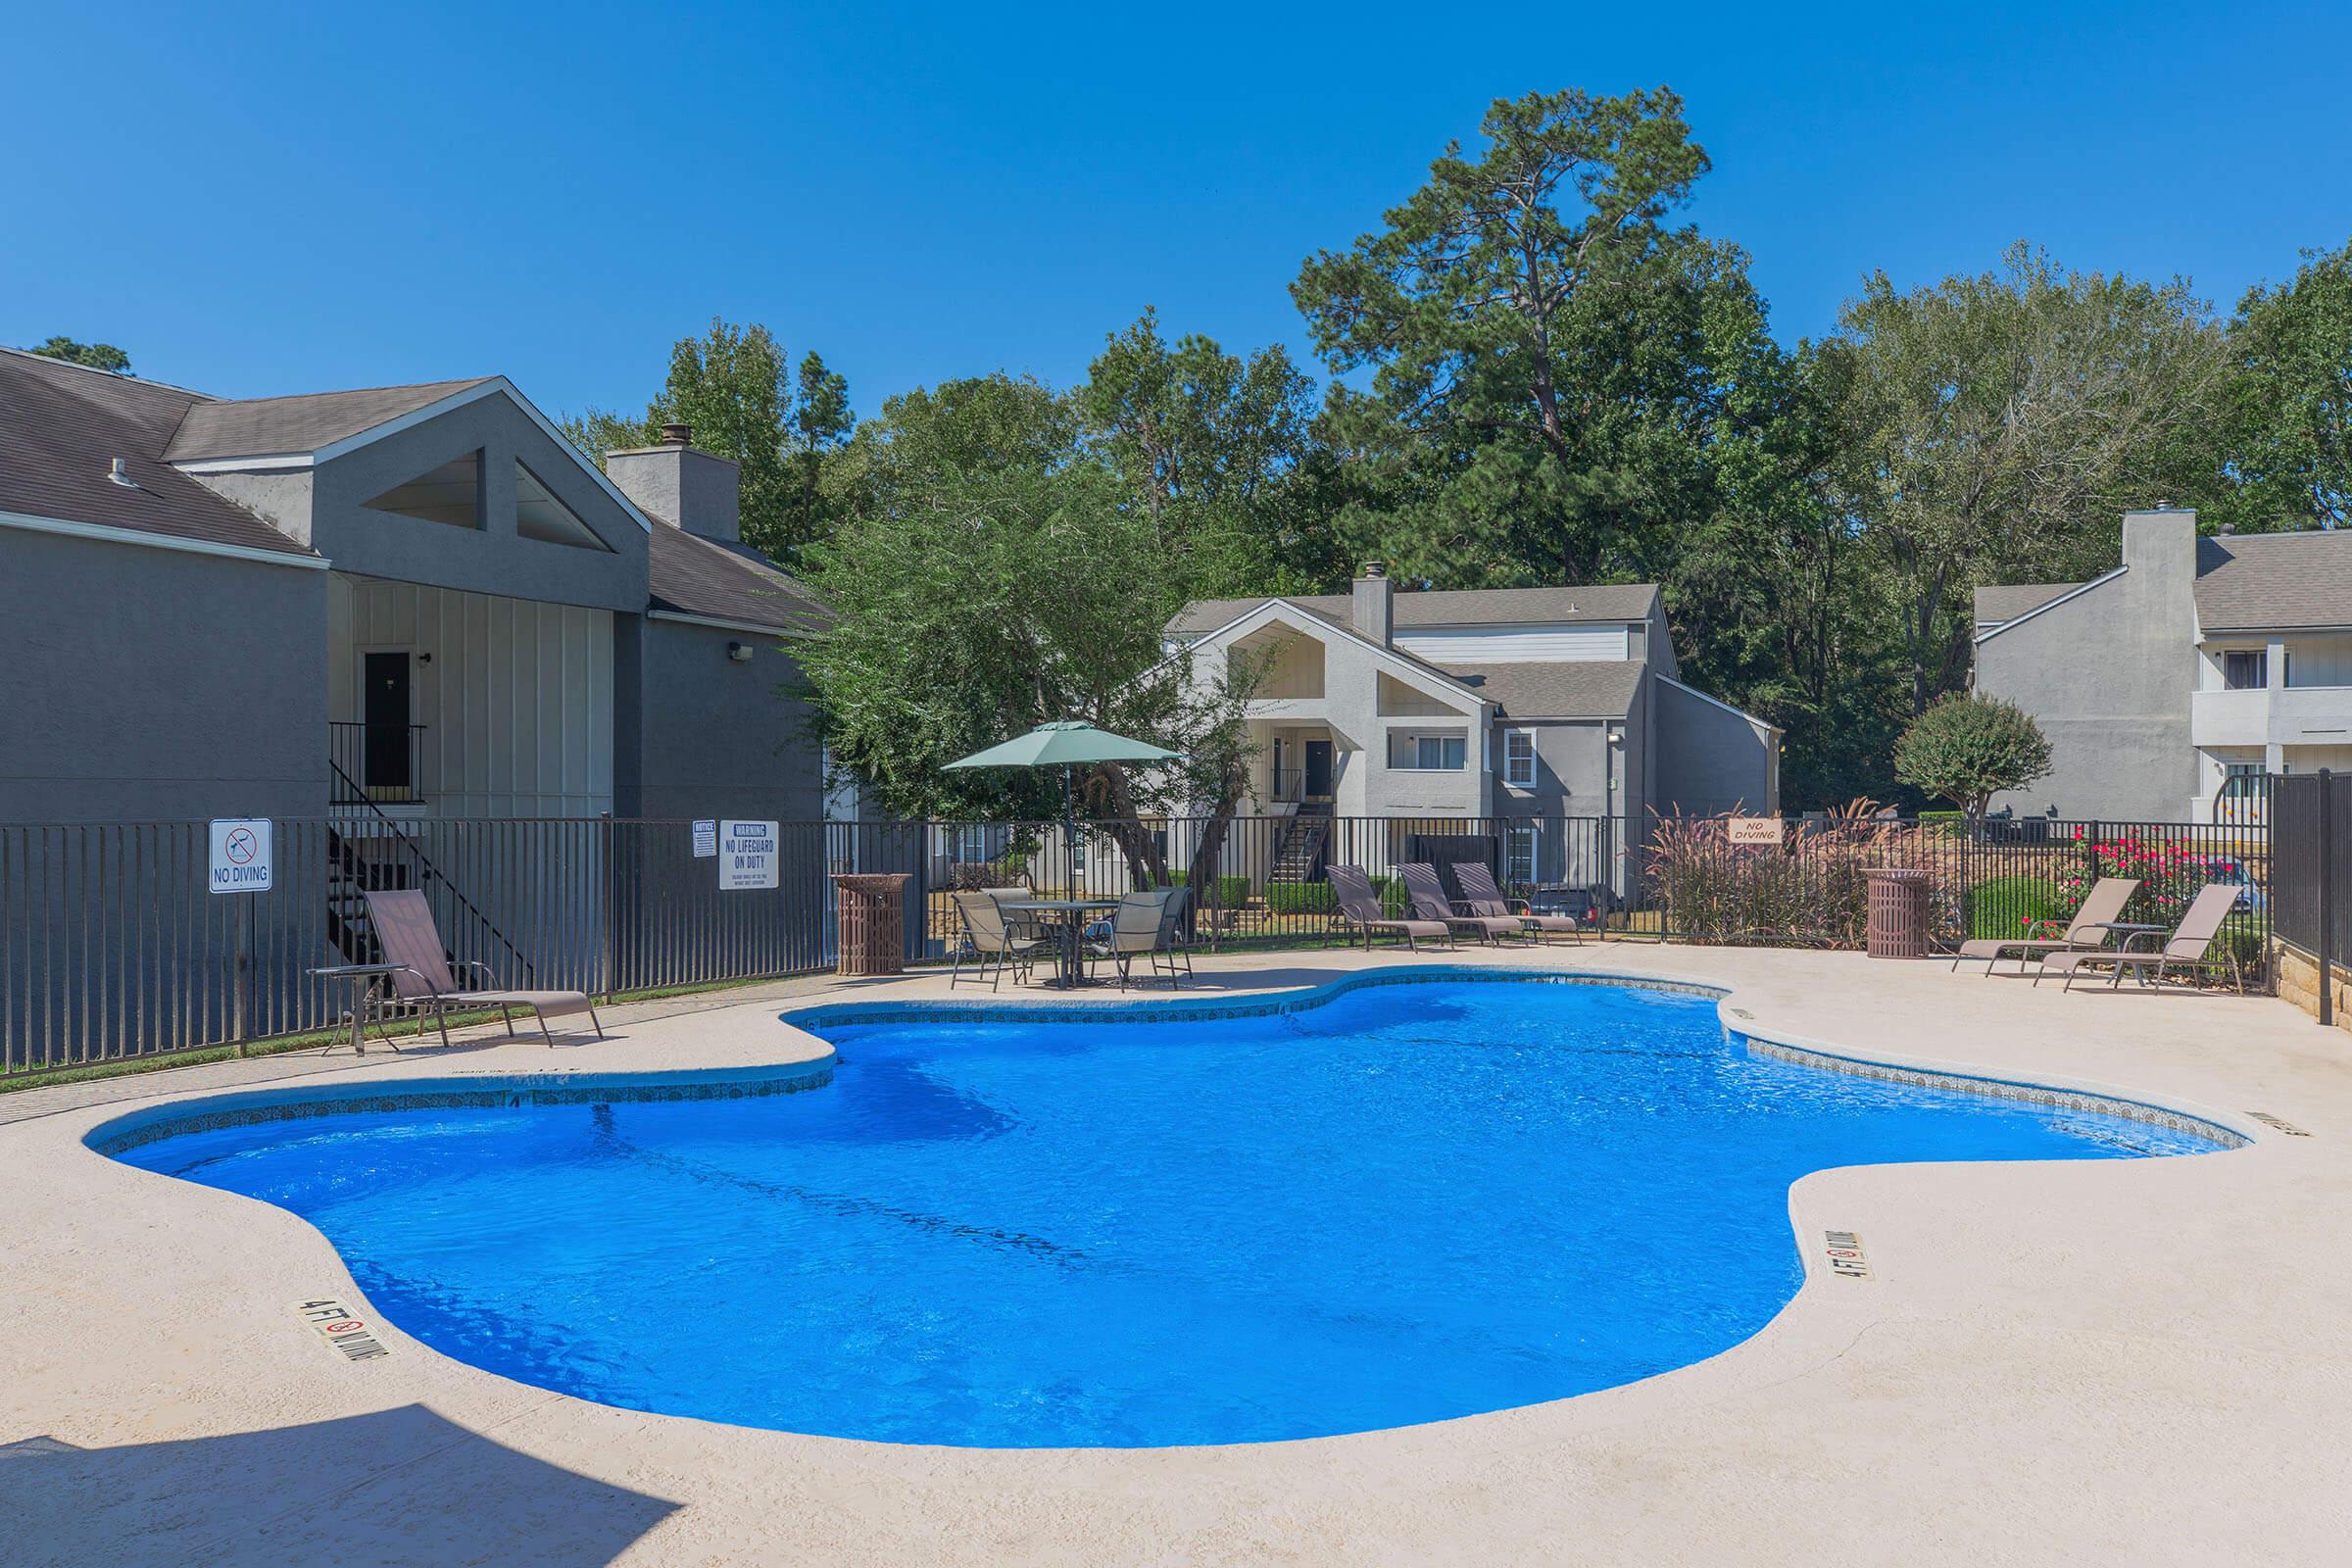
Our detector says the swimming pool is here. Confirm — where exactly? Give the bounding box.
[107,974,2229,1447]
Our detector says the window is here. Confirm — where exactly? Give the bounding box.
[1390,731,1467,770]
[515,462,612,550]
[1505,824,1540,888]
[364,451,482,528]
[1504,728,1537,788]
[2223,650,2268,690]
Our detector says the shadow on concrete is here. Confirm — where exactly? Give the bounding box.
[0,1404,679,1568]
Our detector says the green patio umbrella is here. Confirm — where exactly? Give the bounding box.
[944,720,1184,894]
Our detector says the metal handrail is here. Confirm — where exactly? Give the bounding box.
[326,759,535,981]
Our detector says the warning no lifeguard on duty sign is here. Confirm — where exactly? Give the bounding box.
[208,818,273,894]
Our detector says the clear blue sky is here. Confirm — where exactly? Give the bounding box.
[7,2,2347,422]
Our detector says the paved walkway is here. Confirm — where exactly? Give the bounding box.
[5,942,2350,1566]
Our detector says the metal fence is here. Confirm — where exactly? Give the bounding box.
[0,799,2278,1078]
[2272,770,2348,1022]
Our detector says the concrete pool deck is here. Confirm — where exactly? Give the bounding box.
[4,943,2350,1566]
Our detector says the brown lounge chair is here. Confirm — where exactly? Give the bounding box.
[1398,862,1523,944]
[1950,876,2141,975]
[362,888,604,1047]
[1452,861,1584,944]
[2038,882,2249,993]
[1328,865,1452,951]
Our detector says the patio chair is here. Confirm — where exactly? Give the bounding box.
[1085,891,1184,990]
[952,891,1046,991]
[1154,884,1196,982]
[1328,865,1452,952]
[1398,862,1522,944]
[2037,883,2249,994]
[1950,876,2142,975]
[1452,861,1583,944]
[361,888,603,1048]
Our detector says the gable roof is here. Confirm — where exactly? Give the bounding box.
[1973,582,2082,626]
[1441,662,1643,718]
[0,347,318,559]
[1166,582,1659,637]
[2194,531,2352,632]
[648,525,829,634]
[164,378,495,463]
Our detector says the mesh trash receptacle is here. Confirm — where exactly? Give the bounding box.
[1864,868,1931,958]
[833,873,910,976]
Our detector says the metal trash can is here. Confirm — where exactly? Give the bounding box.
[1863,868,1931,959]
[833,872,910,976]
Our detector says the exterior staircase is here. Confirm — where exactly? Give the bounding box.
[1270,806,1331,885]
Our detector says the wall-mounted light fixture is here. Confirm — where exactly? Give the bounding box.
[727,641,754,663]
[1606,729,1624,747]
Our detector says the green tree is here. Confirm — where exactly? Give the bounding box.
[1891,693,2054,818]
[1077,308,1321,597]
[800,375,1258,879]
[565,319,853,567]
[1291,86,1733,588]
[30,335,131,374]
[2219,239,2352,531]
[1833,245,2230,714]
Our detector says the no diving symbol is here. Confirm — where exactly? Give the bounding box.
[225,827,260,865]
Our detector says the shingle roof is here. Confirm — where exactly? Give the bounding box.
[2194,531,2352,632]
[1165,582,1660,636]
[0,347,318,558]
[165,378,493,461]
[648,524,829,634]
[1973,582,2082,625]
[1439,661,1643,718]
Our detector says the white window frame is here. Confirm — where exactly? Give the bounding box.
[1388,730,1468,771]
[1503,728,1537,788]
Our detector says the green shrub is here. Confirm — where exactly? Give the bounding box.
[1966,875,2067,940]
[1263,881,1337,915]
[1169,870,1252,907]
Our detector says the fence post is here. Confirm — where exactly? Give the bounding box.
[2321,770,2334,1028]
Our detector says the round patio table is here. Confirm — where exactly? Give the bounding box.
[995,898,1120,989]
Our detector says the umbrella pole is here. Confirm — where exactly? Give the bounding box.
[1063,762,1078,897]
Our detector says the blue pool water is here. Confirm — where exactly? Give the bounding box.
[112,977,2222,1447]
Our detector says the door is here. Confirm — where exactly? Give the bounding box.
[1303,739,1333,801]
[363,651,413,794]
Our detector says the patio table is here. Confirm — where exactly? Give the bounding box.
[996,899,1121,989]
[308,962,408,1055]
[2084,922,2172,985]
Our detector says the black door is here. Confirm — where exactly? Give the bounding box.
[363,653,412,792]
[1303,739,1333,800]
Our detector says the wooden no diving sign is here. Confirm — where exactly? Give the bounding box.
[296,1298,391,1362]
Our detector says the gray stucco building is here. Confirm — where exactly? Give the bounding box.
[1163,565,1780,892]
[1973,508,2352,822]
[0,346,829,828]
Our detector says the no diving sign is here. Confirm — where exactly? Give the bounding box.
[718,819,780,890]
[209,818,273,894]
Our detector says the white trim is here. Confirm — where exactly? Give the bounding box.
[1972,565,2128,645]
[1169,597,1491,710]
[169,377,656,536]
[645,609,802,639]
[1654,672,1784,738]
[1503,726,1538,788]
[171,453,316,473]
[0,508,327,570]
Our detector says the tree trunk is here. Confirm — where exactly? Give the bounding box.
[1182,760,1250,949]
[1085,763,1171,890]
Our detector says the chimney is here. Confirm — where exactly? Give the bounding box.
[605,427,743,544]
[1352,561,1394,647]
[2120,505,2195,569]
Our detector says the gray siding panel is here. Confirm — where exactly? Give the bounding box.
[1651,679,1777,816]
[621,619,825,821]
[0,531,327,822]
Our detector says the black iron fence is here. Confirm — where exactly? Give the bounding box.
[0,799,2278,1078]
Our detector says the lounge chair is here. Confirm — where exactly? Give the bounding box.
[2037,883,2249,993]
[1950,876,2141,975]
[1328,865,1452,951]
[1452,861,1584,944]
[1086,891,1184,989]
[951,891,1046,991]
[1398,862,1523,944]
[362,888,604,1048]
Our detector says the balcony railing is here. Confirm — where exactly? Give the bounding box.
[329,722,426,806]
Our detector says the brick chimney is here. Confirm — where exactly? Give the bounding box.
[1351,561,1395,647]
[605,423,743,543]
